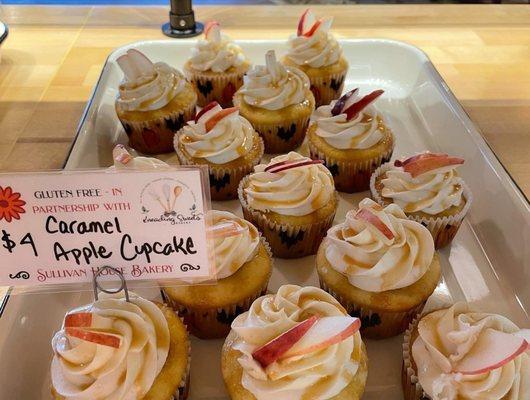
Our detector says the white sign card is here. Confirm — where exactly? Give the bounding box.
[0,168,214,287]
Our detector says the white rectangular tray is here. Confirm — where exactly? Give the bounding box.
[1,39,530,400]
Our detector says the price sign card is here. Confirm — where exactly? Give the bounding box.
[0,168,213,287]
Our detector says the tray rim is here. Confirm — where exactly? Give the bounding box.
[62,37,530,214]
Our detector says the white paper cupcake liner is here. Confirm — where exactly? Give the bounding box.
[174,130,264,200]
[402,315,431,400]
[308,136,394,193]
[238,175,337,258]
[184,68,247,108]
[370,162,473,248]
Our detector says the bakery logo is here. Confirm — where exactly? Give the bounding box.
[0,186,26,223]
[140,178,203,225]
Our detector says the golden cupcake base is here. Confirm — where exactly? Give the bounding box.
[221,330,368,400]
[162,240,272,339]
[307,117,395,193]
[184,61,250,108]
[316,240,441,339]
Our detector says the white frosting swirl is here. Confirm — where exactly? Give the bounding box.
[178,104,254,164]
[117,62,186,112]
[238,51,310,111]
[112,145,171,170]
[51,293,170,400]
[286,19,342,68]
[381,160,465,215]
[211,210,260,279]
[412,303,530,400]
[312,99,383,150]
[325,198,434,292]
[231,285,361,400]
[244,152,335,217]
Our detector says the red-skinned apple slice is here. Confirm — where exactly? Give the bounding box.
[402,155,464,178]
[267,160,323,174]
[127,49,155,77]
[65,312,93,328]
[116,54,137,80]
[453,328,529,375]
[515,329,530,344]
[303,19,322,37]
[252,316,319,368]
[355,208,394,240]
[297,9,310,36]
[344,89,384,121]
[331,88,359,116]
[204,20,220,38]
[66,328,121,349]
[112,145,133,165]
[195,101,220,123]
[281,316,360,359]
[394,152,448,167]
[204,107,238,132]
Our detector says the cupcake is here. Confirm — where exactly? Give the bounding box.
[316,198,441,339]
[115,49,197,154]
[234,50,315,153]
[162,210,273,339]
[283,9,348,107]
[50,293,191,399]
[238,151,338,258]
[403,303,529,400]
[184,21,250,107]
[174,102,264,200]
[222,284,368,400]
[370,152,473,248]
[308,88,394,192]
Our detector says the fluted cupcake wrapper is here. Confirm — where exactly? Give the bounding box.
[249,115,311,154]
[118,103,196,154]
[184,67,247,108]
[174,132,264,200]
[238,176,337,258]
[308,139,394,193]
[370,162,473,249]
[174,324,192,400]
[162,235,272,339]
[319,279,427,339]
[402,315,430,400]
[309,71,347,108]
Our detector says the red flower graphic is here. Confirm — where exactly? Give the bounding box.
[0,186,26,222]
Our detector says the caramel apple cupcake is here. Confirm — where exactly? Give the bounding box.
[115,49,197,154]
[234,50,315,153]
[403,303,530,400]
[239,151,338,258]
[51,293,191,400]
[163,210,273,339]
[308,88,394,192]
[370,152,473,249]
[316,198,440,339]
[283,9,348,107]
[184,21,250,107]
[222,285,368,400]
[174,102,264,200]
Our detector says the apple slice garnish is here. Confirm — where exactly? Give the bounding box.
[204,20,220,38]
[453,328,529,375]
[65,312,93,328]
[112,144,133,165]
[281,316,361,359]
[297,9,315,36]
[331,88,359,116]
[344,89,384,121]
[303,19,322,37]
[65,327,121,349]
[355,208,394,240]
[399,154,465,178]
[394,152,448,167]
[195,101,220,123]
[266,159,324,174]
[252,316,319,368]
[204,107,239,132]
[117,49,155,81]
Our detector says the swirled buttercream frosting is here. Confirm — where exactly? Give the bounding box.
[244,151,335,217]
[112,144,171,170]
[238,50,310,111]
[325,198,434,292]
[381,153,466,215]
[412,303,529,400]
[189,21,246,73]
[311,96,384,150]
[178,103,254,164]
[230,284,362,400]
[116,49,186,112]
[209,210,260,279]
[286,11,342,68]
[51,293,170,400]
